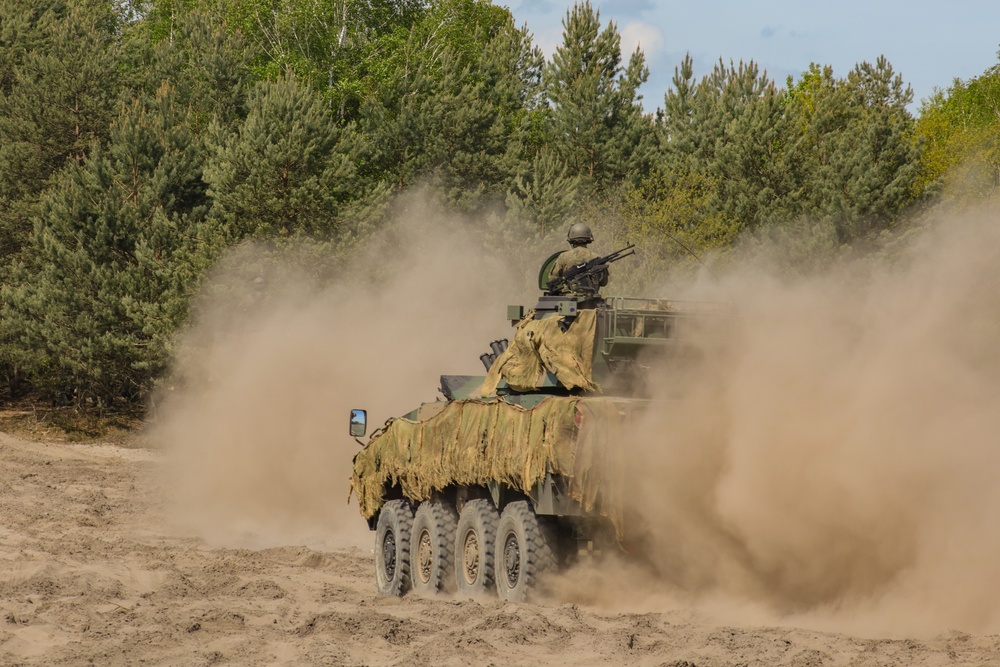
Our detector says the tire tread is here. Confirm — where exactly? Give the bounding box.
[412,500,459,594]
[455,498,498,595]
[497,500,557,601]
[375,499,414,597]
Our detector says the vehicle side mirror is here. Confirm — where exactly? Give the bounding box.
[349,409,367,438]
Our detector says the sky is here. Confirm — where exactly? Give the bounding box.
[504,0,1000,112]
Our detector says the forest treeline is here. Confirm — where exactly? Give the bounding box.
[0,0,998,411]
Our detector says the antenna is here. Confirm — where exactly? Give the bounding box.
[664,232,719,282]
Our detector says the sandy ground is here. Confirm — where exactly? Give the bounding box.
[0,431,997,667]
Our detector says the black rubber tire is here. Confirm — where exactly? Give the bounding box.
[454,499,498,597]
[410,500,459,595]
[495,500,557,602]
[374,499,414,597]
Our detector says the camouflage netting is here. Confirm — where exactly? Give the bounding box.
[479,310,598,396]
[350,396,628,538]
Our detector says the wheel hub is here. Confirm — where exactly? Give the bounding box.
[503,533,520,588]
[462,530,480,585]
[381,531,396,579]
[417,529,433,584]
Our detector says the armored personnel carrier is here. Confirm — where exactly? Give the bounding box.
[349,251,722,600]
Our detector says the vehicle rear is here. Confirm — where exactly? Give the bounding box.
[349,295,725,600]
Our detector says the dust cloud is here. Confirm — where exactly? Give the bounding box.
[153,198,529,550]
[589,206,1000,635]
[157,192,1000,635]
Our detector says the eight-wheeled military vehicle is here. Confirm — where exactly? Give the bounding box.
[349,248,721,600]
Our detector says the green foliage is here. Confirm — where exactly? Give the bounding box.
[363,3,543,212]
[787,56,921,241]
[622,167,739,250]
[0,0,122,259]
[915,59,1000,200]
[0,0,974,413]
[660,55,797,233]
[657,54,920,244]
[203,75,360,240]
[142,0,208,41]
[505,148,580,236]
[711,68,798,228]
[544,0,653,192]
[121,9,254,132]
[2,85,224,407]
[663,55,777,166]
[163,0,425,120]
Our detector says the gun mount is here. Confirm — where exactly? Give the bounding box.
[545,243,635,297]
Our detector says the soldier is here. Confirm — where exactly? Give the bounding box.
[549,222,609,296]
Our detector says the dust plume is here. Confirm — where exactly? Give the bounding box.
[156,187,1000,633]
[585,206,1000,635]
[153,198,528,549]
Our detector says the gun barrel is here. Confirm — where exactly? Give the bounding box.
[545,243,635,294]
[604,244,635,262]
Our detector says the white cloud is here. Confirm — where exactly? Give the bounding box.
[531,25,565,57]
[620,21,664,60]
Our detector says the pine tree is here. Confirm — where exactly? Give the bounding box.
[505,148,580,235]
[0,0,122,268]
[363,2,543,213]
[122,9,253,134]
[0,0,125,398]
[203,76,359,240]
[2,85,222,407]
[0,0,121,205]
[660,56,797,231]
[543,0,653,192]
[711,63,798,227]
[788,57,920,241]
[659,54,699,158]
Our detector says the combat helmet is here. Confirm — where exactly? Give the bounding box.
[567,222,593,245]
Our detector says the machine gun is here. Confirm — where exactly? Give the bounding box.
[546,243,635,296]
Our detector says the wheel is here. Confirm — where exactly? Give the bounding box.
[454,499,498,596]
[410,500,459,595]
[495,500,556,602]
[374,499,414,597]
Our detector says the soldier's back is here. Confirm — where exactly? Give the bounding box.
[551,246,599,279]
